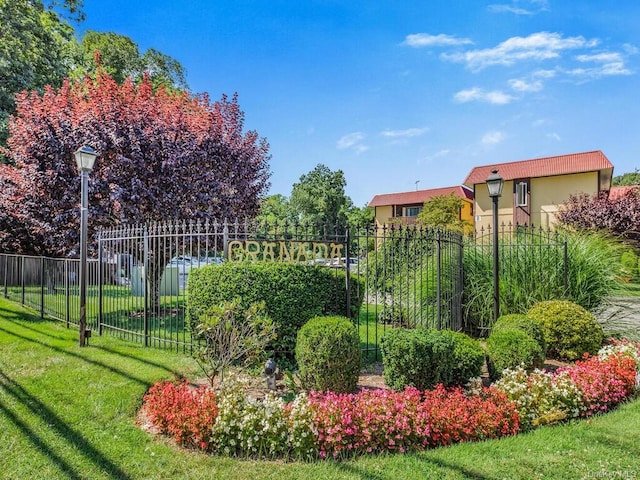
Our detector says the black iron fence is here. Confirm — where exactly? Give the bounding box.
[0,220,464,358]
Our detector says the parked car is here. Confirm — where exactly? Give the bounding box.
[329,257,359,268]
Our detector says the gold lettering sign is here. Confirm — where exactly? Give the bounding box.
[226,240,344,264]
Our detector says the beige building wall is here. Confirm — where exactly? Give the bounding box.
[530,172,598,228]
[374,205,393,228]
[473,172,600,232]
[473,181,515,233]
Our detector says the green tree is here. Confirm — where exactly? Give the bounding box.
[613,169,640,186]
[73,31,188,90]
[0,0,78,151]
[255,194,296,225]
[416,193,469,232]
[290,164,349,226]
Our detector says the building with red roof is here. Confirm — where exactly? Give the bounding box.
[368,185,474,229]
[463,150,613,230]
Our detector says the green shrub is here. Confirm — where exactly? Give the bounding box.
[381,328,455,391]
[440,330,485,386]
[527,300,603,361]
[486,328,545,379]
[295,316,361,393]
[493,313,547,354]
[187,263,364,363]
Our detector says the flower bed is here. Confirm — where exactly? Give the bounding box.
[141,340,640,459]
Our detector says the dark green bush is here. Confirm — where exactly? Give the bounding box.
[295,316,361,393]
[527,300,603,361]
[493,313,547,354]
[440,330,485,386]
[486,328,545,379]
[381,328,455,391]
[187,263,364,363]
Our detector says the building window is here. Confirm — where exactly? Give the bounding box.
[516,182,528,207]
[405,206,422,217]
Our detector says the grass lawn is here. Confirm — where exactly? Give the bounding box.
[1,297,640,479]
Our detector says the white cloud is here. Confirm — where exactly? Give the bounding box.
[453,87,515,105]
[576,52,623,63]
[482,131,506,145]
[533,69,557,78]
[547,132,561,141]
[508,78,544,92]
[443,32,599,71]
[337,132,368,154]
[623,43,639,55]
[380,127,429,138]
[565,62,631,79]
[402,33,473,48]
[488,0,549,15]
[337,132,365,149]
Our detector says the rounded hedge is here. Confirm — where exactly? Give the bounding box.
[527,300,603,361]
[440,330,485,386]
[493,313,547,354]
[381,328,455,391]
[295,316,361,393]
[187,263,364,364]
[485,328,545,379]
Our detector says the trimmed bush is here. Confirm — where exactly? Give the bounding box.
[527,300,604,361]
[381,328,455,390]
[493,313,547,354]
[486,328,545,379]
[187,263,364,362]
[440,330,485,386]
[295,316,361,393]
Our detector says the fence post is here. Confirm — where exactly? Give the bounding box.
[345,225,351,319]
[65,259,70,328]
[222,219,229,260]
[97,234,104,336]
[2,254,7,298]
[563,238,569,293]
[143,226,149,347]
[21,255,25,305]
[436,230,442,330]
[40,256,45,319]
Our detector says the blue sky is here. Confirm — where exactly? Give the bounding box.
[78,0,640,207]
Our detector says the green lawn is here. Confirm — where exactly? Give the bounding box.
[1,296,640,479]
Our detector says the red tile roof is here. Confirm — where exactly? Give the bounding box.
[463,150,613,187]
[369,186,474,207]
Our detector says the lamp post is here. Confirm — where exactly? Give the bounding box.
[486,169,504,323]
[75,145,98,347]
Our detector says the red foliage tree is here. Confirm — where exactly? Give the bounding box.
[0,72,270,256]
[557,188,640,247]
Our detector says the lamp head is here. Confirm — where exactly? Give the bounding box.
[74,145,98,172]
[486,169,504,198]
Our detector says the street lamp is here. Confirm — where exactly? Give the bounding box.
[75,145,98,347]
[486,169,504,323]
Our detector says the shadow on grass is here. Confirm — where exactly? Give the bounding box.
[0,325,153,387]
[0,399,85,480]
[0,369,133,480]
[92,344,185,379]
